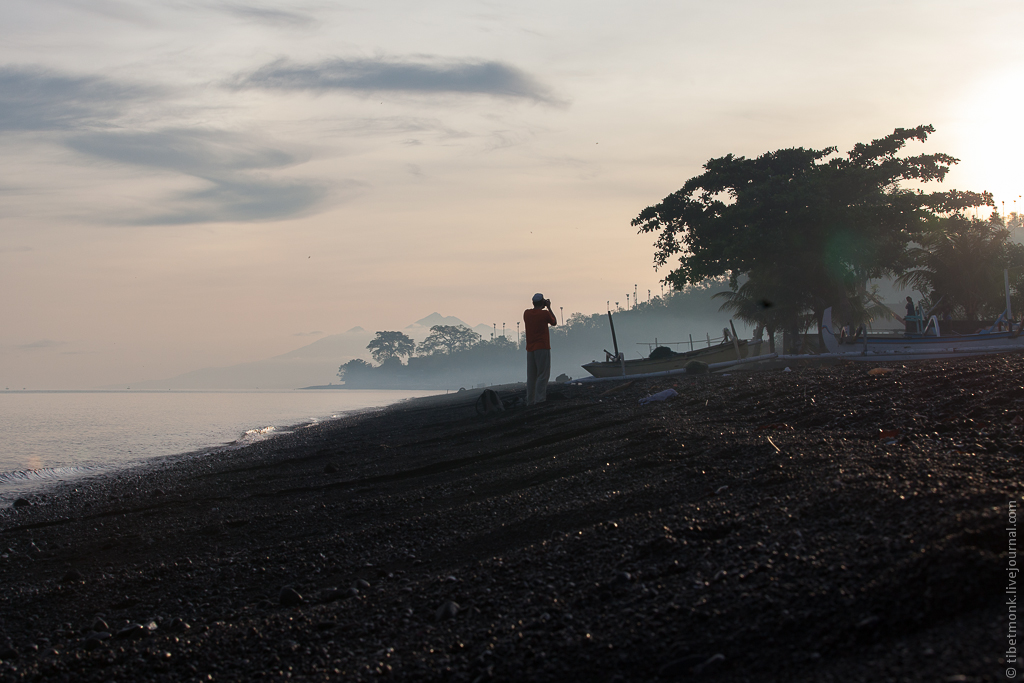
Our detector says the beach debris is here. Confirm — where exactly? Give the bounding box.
[435,600,460,621]
[598,380,635,397]
[114,623,146,640]
[639,388,678,405]
[59,569,83,583]
[657,653,726,678]
[91,618,109,633]
[12,498,30,508]
[83,633,110,651]
[878,428,901,439]
[697,654,726,674]
[757,423,793,431]
[868,367,895,375]
[685,360,709,374]
[766,436,781,453]
[356,578,371,589]
[475,389,505,415]
[783,367,792,372]
[168,618,190,633]
[278,586,303,607]
[323,463,338,474]
[610,572,633,586]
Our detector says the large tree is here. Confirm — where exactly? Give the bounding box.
[337,358,373,383]
[366,331,416,364]
[632,125,993,338]
[417,324,482,355]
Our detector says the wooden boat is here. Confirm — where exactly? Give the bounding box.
[820,307,1024,361]
[582,337,763,378]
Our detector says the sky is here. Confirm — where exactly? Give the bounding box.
[2,0,1023,389]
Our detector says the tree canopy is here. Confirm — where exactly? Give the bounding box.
[417,324,482,355]
[337,358,373,382]
[632,125,993,334]
[366,331,416,364]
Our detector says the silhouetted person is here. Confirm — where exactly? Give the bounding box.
[905,296,916,335]
[524,293,557,405]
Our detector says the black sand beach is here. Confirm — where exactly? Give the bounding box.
[0,358,1017,682]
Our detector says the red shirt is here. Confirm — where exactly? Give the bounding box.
[523,308,557,351]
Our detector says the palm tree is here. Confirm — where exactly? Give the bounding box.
[896,215,1021,320]
[714,270,807,353]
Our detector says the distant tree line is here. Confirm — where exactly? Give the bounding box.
[338,325,522,389]
[337,286,745,389]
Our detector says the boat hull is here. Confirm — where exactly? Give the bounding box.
[820,308,1024,361]
[582,340,762,378]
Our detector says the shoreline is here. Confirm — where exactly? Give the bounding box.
[0,390,445,506]
[0,361,1014,681]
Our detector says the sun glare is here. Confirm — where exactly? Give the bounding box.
[947,69,1024,218]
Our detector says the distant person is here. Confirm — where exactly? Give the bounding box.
[524,293,558,405]
[905,296,916,335]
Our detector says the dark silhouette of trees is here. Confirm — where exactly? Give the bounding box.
[418,325,482,355]
[366,331,416,364]
[632,125,993,338]
[896,213,1024,320]
[337,358,373,382]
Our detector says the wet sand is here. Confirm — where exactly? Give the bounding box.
[0,358,1017,682]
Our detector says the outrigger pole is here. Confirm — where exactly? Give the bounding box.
[607,311,625,376]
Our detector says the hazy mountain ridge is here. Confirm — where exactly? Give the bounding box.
[121,313,488,390]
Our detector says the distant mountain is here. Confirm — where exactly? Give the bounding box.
[123,315,499,391]
[406,313,468,330]
[125,327,375,391]
[403,312,509,342]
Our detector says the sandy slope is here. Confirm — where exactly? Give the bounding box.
[0,358,1017,682]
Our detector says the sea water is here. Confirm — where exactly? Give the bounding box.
[0,389,438,504]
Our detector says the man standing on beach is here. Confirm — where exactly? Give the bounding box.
[524,293,558,405]
[905,296,916,335]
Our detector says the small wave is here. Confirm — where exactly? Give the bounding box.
[0,464,104,484]
[226,425,293,449]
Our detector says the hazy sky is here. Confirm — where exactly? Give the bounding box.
[2,0,1022,389]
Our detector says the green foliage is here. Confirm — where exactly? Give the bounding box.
[896,214,1024,320]
[418,325,482,355]
[632,125,994,332]
[366,331,416,364]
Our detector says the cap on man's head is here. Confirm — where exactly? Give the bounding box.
[532,293,545,302]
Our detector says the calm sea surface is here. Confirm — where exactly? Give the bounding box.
[0,390,438,504]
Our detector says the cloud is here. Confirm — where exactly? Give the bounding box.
[66,128,336,224]
[213,2,316,26]
[18,340,65,350]
[293,331,324,336]
[0,66,340,224]
[47,0,154,25]
[139,176,335,225]
[0,66,152,132]
[66,129,299,175]
[234,57,561,103]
